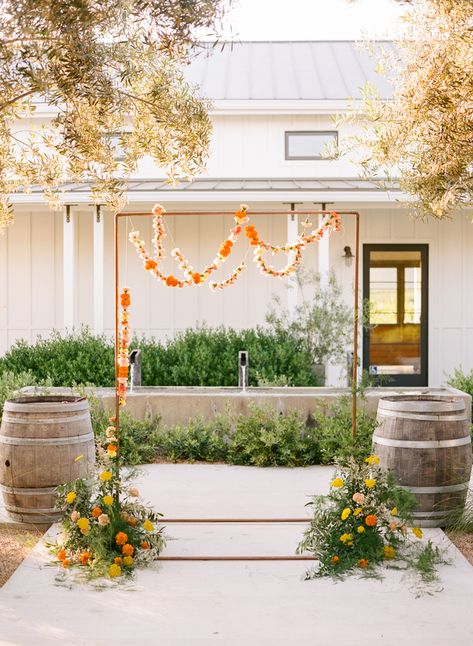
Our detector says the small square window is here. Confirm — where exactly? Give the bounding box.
[285,131,338,160]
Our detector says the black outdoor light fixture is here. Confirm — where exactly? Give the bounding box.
[343,245,354,267]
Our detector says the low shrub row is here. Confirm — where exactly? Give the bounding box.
[90,397,376,468]
[0,326,320,388]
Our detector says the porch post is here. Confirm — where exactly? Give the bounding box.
[285,202,301,322]
[318,214,330,288]
[93,205,104,334]
[63,205,75,331]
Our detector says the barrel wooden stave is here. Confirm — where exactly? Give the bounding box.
[374,396,472,528]
[0,396,95,526]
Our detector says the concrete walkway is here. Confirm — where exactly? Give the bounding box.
[1,464,473,646]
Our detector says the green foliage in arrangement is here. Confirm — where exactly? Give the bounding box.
[448,367,473,417]
[297,456,446,587]
[0,326,319,388]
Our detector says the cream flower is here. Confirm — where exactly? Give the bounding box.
[98,514,110,526]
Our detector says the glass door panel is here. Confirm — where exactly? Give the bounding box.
[363,245,428,386]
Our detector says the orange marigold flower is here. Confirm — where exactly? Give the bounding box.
[57,549,67,562]
[193,273,201,284]
[118,366,128,379]
[330,555,340,564]
[145,259,157,270]
[166,275,177,287]
[80,551,92,566]
[91,507,102,518]
[141,541,150,550]
[62,559,71,568]
[122,543,134,557]
[358,558,369,569]
[127,516,138,528]
[114,557,123,566]
[115,531,128,546]
[365,514,378,527]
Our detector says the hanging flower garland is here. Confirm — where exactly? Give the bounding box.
[129,204,341,289]
[117,287,131,407]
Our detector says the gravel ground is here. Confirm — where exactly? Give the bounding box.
[0,524,43,587]
[447,531,473,566]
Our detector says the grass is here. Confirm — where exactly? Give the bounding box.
[0,523,43,587]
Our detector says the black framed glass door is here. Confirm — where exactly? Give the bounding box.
[363,244,428,386]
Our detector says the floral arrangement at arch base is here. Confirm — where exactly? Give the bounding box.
[297,456,446,585]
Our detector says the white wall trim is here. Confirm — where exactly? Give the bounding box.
[63,206,75,331]
[93,205,104,334]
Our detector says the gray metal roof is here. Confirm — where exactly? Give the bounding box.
[185,41,394,101]
[28,177,400,194]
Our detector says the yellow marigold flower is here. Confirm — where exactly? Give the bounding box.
[391,507,398,516]
[341,507,351,521]
[339,533,353,544]
[331,477,344,488]
[353,507,362,517]
[99,471,112,481]
[357,526,365,534]
[108,450,117,459]
[143,519,155,532]
[383,545,396,559]
[77,517,90,530]
[66,491,77,504]
[103,495,113,507]
[364,479,376,489]
[109,563,121,578]
[365,455,380,465]
[123,556,133,567]
[346,541,353,547]
[412,527,423,540]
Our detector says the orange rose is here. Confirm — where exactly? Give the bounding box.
[141,541,150,550]
[91,507,102,518]
[365,514,378,527]
[115,531,128,546]
[122,543,134,557]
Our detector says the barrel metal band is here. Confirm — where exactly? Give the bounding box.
[5,503,58,514]
[402,482,469,494]
[377,409,467,422]
[0,432,94,446]
[3,413,91,425]
[412,510,459,518]
[373,435,471,449]
[0,484,56,495]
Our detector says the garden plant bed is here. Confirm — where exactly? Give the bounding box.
[0,523,43,586]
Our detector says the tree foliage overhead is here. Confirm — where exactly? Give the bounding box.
[354,0,473,219]
[0,0,231,233]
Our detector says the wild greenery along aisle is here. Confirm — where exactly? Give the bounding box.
[297,456,446,584]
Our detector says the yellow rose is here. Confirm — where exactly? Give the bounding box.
[357,526,365,534]
[391,507,398,516]
[109,563,121,577]
[103,495,113,507]
[123,556,133,566]
[353,507,362,517]
[77,517,90,530]
[364,479,376,489]
[383,545,396,559]
[412,527,423,540]
[331,477,344,488]
[341,508,351,521]
[66,491,77,504]
[365,455,380,465]
[100,471,113,481]
[143,520,155,532]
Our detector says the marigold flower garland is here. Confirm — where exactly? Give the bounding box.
[117,287,131,407]
[129,204,341,289]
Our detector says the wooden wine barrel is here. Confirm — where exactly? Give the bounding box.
[0,396,95,527]
[374,395,472,527]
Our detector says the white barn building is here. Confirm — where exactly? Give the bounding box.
[1,41,472,387]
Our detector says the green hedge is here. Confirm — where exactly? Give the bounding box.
[0,326,320,387]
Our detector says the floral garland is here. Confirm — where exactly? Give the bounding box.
[117,287,131,407]
[129,204,341,289]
